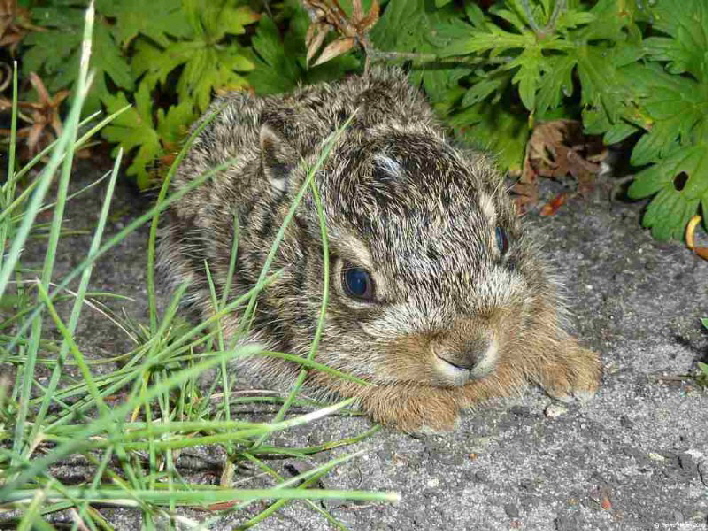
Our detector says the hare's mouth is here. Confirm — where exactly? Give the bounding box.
[432,339,499,386]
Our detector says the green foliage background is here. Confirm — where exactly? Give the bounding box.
[11,0,708,241]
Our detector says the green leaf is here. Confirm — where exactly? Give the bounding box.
[461,75,506,107]
[508,46,542,111]
[23,8,132,114]
[629,145,708,199]
[134,39,253,112]
[370,0,471,102]
[640,186,700,241]
[577,0,635,41]
[576,45,627,123]
[623,62,708,165]
[554,10,596,32]
[202,4,260,42]
[156,101,198,146]
[464,3,489,29]
[95,0,192,46]
[699,362,708,377]
[22,21,82,94]
[536,54,576,115]
[131,1,258,108]
[490,2,528,33]
[629,144,708,240]
[448,101,529,173]
[644,0,708,80]
[602,123,637,145]
[90,23,134,110]
[442,27,534,56]
[101,84,162,188]
[247,16,301,93]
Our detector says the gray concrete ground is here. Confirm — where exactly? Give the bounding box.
[17,165,708,530]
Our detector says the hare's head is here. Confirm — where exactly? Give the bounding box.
[256,120,547,387]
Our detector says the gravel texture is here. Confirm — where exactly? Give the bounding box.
[16,164,708,531]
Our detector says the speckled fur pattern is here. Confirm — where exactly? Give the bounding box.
[159,67,601,432]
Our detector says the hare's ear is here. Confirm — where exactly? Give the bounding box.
[260,124,298,194]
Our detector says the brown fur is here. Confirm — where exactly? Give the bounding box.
[159,67,601,432]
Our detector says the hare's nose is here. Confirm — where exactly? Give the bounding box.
[436,338,490,371]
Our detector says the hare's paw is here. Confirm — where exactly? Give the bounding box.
[539,341,601,403]
[359,386,460,433]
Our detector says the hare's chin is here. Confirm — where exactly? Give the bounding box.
[433,340,499,386]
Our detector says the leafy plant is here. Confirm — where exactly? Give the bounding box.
[365,0,707,240]
[624,0,708,241]
[19,0,258,187]
[248,0,361,94]
[5,0,708,241]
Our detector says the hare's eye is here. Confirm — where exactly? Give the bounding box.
[495,227,509,255]
[342,266,375,301]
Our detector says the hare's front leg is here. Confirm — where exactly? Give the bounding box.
[356,384,460,432]
[528,336,601,402]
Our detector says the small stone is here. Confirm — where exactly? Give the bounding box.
[545,403,568,418]
[504,503,520,518]
[648,452,666,462]
[426,478,440,488]
[619,415,633,429]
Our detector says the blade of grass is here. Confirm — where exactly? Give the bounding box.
[4,152,243,358]
[252,124,350,447]
[0,343,264,497]
[236,454,349,530]
[0,62,18,271]
[34,282,109,414]
[10,1,96,469]
[4,486,399,506]
[0,107,130,228]
[0,2,96,297]
[145,101,230,333]
[30,149,122,444]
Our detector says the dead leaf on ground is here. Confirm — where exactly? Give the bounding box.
[539,192,567,217]
[514,119,607,215]
[0,72,70,157]
[302,0,379,67]
[0,0,44,54]
[686,215,708,260]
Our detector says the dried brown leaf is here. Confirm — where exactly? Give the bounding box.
[359,0,379,30]
[685,215,708,261]
[0,0,44,53]
[352,0,363,22]
[0,72,70,156]
[306,26,329,63]
[539,192,567,217]
[516,119,607,213]
[694,247,708,260]
[301,0,379,66]
[312,37,356,66]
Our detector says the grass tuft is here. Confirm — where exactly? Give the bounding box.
[0,3,391,529]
